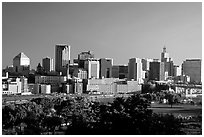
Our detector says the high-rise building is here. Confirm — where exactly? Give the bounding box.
[78,51,94,68]
[161,46,170,62]
[182,59,201,83]
[112,65,128,79]
[84,59,100,79]
[128,58,143,82]
[42,57,54,72]
[13,52,30,75]
[164,60,174,77]
[99,58,113,78]
[55,44,70,76]
[161,47,174,77]
[149,61,165,81]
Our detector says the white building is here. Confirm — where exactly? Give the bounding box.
[2,78,21,95]
[13,52,30,75]
[173,65,182,76]
[128,58,143,83]
[87,78,141,94]
[84,59,100,79]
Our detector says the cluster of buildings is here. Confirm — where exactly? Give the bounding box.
[2,44,202,96]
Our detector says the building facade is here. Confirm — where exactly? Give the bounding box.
[173,65,182,77]
[149,61,165,81]
[13,52,30,75]
[84,59,100,79]
[78,51,94,68]
[161,46,170,62]
[73,68,88,79]
[128,58,143,82]
[55,44,70,75]
[42,57,54,72]
[112,65,128,79]
[99,58,113,78]
[142,58,153,71]
[160,47,174,77]
[182,59,201,83]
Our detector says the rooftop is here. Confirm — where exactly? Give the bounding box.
[13,52,29,59]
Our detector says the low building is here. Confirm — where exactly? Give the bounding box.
[2,76,29,95]
[73,68,87,79]
[86,78,141,94]
[35,75,67,84]
[28,84,51,94]
[2,78,21,95]
[175,84,202,98]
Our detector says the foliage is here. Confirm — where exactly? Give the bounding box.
[2,94,184,135]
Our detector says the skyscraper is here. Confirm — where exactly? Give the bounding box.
[161,46,174,77]
[42,57,54,72]
[182,59,201,83]
[149,61,165,81]
[128,58,143,82]
[13,52,30,75]
[99,58,113,78]
[161,46,170,62]
[55,44,70,75]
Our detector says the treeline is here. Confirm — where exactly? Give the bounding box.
[2,94,184,135]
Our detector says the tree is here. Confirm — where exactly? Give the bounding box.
[42,116,62,135]
[165,92,180,108]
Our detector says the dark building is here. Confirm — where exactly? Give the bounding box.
[149,61,165,81]
[112,65,128,79]
[55,44,70,76]
[36,63,44,75]
[78,51,94,68]
[164,61,174,76]
[99,58,113,78]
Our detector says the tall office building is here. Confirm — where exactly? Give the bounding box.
[78,51,94,68]
[99,58,113,78]
[112,65,128,79]
[55,44,70,75]
[161,46,170,62]
[128,58,143,82]
[164,61,174,77]
[161,47,174,77]
[84,59,100,79]
[42,57,54,72]
[13,52,30,75]
[182,59,201,83]
[149,61,165,81]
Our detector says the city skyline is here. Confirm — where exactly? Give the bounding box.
[2,2,202,69]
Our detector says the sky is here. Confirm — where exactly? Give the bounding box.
[2,2,202,69]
